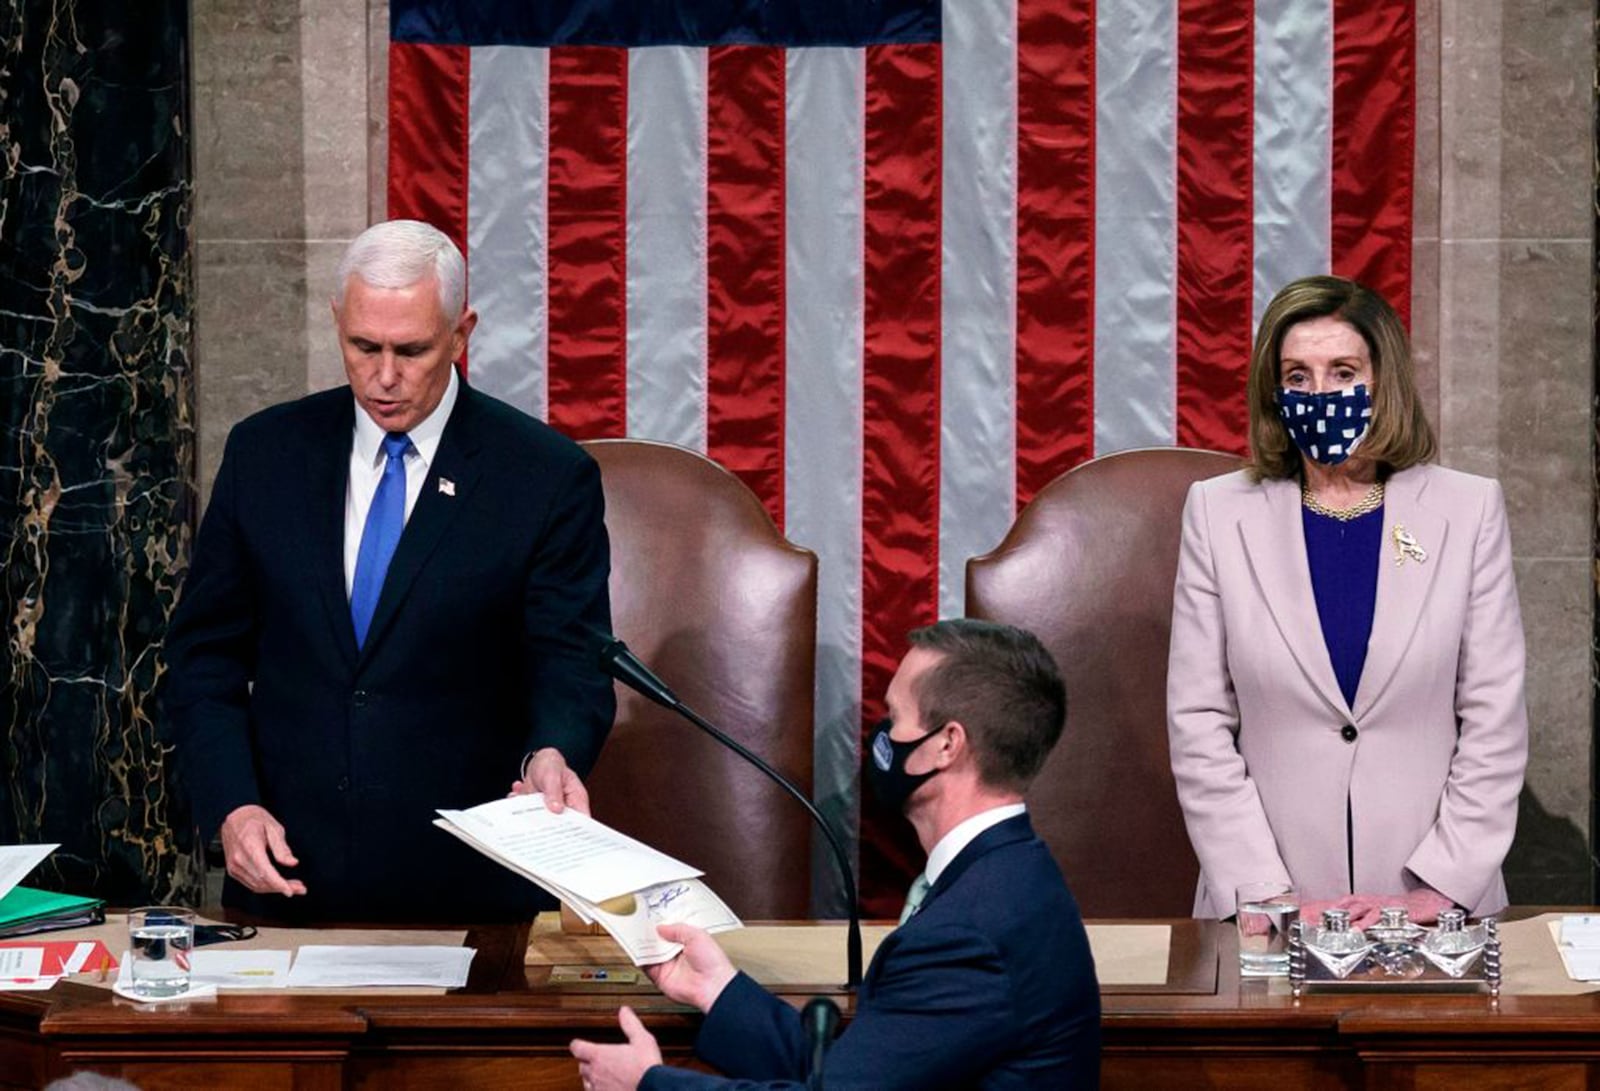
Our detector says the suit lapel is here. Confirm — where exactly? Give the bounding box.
[357,386,485,663]
[1238,476,1351,718]
[1353,467,1447,719]
[307,395,359,670]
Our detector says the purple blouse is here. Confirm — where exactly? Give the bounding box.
[1302,504,1383,710]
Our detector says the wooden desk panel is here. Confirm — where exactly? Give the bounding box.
[7,919,1600,1089]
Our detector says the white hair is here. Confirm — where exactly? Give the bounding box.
[45,1075,142,1091]
[334,219,467,317]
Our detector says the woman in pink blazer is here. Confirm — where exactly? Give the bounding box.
[1168,276,1527,924]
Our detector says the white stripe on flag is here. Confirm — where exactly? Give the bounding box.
[467,45,548,421]
[940,0,1018,620]
[1094,0,1179,451]
[626,47,709,451]
[1253,0,1333,325]
[785,46,866,914]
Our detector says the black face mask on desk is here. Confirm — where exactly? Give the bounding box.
[866,718,942,813]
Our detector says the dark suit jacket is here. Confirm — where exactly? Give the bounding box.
[643,814,1101,1090]
[161,383,615,921]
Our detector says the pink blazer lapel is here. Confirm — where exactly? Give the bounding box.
[1353,468,1448,719]
[1237,476,1351,718]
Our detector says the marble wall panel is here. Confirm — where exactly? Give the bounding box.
[191,0,306,241]
[1500,0,1592,242]
[1439,1,1504,243]
[300,0,370,241]
[0,0,202,903]
[193,241,311,498]
[1506,557,1593,904]
[306,240,351,392]
[1497,240,1593,559]
[367,0,390,224]
[1437,240,1503,476]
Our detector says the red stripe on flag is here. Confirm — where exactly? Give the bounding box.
[858,43,942,916]
[387,42,471,373]
[1015,0,1095,505]
[546,47,629,439]
[1174,0,1253,454]
[1331,0,1415,326]
[706,46,786,527]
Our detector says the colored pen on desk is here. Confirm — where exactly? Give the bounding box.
[97,955,109,983]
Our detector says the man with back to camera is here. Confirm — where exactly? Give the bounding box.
[161,219,615,922]
[570,619,1102,1089]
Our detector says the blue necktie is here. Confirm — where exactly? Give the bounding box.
[350,432,412,648]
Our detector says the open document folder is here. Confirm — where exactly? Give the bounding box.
[0,845,103,939]
[435,794,741,965]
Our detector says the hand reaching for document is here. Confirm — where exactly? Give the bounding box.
[570,1006,662,1091]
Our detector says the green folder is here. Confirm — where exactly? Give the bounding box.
[0,886,105,939]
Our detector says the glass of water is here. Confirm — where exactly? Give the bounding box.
[1235,882,1299,977]
[128,906,196,997]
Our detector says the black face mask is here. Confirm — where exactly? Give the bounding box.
[866,717,942,813]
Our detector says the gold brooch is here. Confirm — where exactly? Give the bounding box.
[1392,524,1427,566]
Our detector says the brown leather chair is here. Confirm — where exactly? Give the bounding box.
[581,439,818,919]
[966,447,1240,917]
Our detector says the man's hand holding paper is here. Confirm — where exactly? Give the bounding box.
[644,923,737,1011]
[435,794,740,965]
[509,747,591,815]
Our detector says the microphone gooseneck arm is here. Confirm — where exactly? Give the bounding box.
[594,633,865,989]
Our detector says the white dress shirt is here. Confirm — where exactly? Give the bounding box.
[343,369,459,597]
[922,802,1028,887]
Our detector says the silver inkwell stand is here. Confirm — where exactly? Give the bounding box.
[1288,906,1502,997]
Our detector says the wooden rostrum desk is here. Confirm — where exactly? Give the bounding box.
[2,912,1598,1090]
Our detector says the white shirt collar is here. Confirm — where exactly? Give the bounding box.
[351,367,460,469]
[923,802,1027,887]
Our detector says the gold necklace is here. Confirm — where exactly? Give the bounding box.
[1302,481,1385,521]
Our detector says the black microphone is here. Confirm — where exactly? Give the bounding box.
[803,996,841,1090]
[590,628,864,989]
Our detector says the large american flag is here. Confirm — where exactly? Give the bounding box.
[387,0,1414,915]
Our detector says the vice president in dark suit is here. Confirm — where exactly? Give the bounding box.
[572,620,1101,1090]
[162,220,615,922]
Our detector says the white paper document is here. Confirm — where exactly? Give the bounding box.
[437,795,700,902]
[435,794,742,965]
[0,845,57,901]
[1555,916,1600,980]
[0,948,44,980]
[282,945,475,988]
[191,949,292,990]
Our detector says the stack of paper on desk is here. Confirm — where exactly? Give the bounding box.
[435,794,741,965]
[0,939,115,991]
[1555,915,1600,980]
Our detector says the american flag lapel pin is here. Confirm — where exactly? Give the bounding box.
[438,478,456,497]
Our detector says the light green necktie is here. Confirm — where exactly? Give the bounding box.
[898,873,932,925]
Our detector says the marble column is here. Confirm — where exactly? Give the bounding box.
[0,0,202,903]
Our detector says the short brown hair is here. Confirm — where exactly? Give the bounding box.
[906,620,1066,792]
[1247,275,1436,481]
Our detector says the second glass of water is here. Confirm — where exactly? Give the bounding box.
[128,906,196,998]
[1236,882,1299,977]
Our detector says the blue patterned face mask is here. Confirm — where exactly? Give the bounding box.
[1277,383,1373,466]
